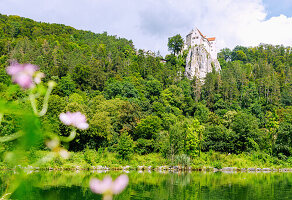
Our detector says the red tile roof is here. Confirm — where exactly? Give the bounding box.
[207,37,216,41]
[197,29,205,39]
[196,28,216,41]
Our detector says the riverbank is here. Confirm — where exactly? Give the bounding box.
[2,164,292,173]
[1,150,291,171]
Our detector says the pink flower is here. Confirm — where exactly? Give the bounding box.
[6,62,38,89]
[59,112,89,130]
[90,175,129,195]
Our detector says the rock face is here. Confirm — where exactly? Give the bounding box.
[184,27,220,80]
[185,45,220,80]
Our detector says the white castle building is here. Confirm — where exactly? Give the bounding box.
[184,27,220,80]
[185,27,217,59]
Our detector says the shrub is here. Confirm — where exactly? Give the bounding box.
[83,148,98,165]
[135,138,154,155]
[213,161,223,169]
[174,154,191,167]
[134,115,162,140]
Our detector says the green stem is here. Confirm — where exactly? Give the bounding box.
[29,82,55,117]
[60,129,76,142]
[0,113,3,125]
[103,194,113,200]
[38,82,54,116]
[29,93,38,115]
[0,131,23,143]
[0,192,12,200]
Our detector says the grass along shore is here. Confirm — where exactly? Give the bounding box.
[1,149,291,171]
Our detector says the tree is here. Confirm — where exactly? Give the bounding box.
[230,112,260,153]
[168,34,184,55]
[202,124,235,153]
[117,132,134,159]
[104,80,138,99]
[185,118,204,157]
[169,121,186,161]
[235,50,247,62]
[134,115,162,140]
[145,77,163,98]
[194,103,209,123]
[59,75,76,96]
[161,85,184,108]
[274,122,292,157]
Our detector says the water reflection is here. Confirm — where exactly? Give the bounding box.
[0,170,291,200]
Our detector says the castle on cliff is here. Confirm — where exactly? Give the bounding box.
[184,27,220,80]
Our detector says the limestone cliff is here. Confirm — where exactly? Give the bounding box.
[184,45,220,80]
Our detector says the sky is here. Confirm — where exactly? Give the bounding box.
[0,0,291,55]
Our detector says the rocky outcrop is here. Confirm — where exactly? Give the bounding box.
[185,45,220,80]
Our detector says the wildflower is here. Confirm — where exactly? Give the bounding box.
[34,72,45,84]
[46,139,59,150]
[58,148,70,159]
[90,175,129,199]
[45,139,70,159]
[59,112,89,130]
[6,62,38,89]
[48,80,56,88]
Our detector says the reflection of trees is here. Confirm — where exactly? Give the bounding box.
[122,172,292,200]
[0,171,292,199]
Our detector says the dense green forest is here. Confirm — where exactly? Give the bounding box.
[0,14,291,168]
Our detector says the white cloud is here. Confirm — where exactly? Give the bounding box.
[240,14,292,47]
[0,0,291,55]
[203,0,292,50]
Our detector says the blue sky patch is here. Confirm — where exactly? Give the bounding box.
[263,0,292,19]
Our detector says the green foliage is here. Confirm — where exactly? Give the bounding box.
[185,118,204,157]
[202,124,235,153]
[275,121,292,157]
[46,95,66,117]
[174,154,191,167]
[59,75,76,96]
[230,112,260,153]
[213,161,223,169]
[83,147,98,165]
[145,77,163,98]
[68,93,84,104]
[194,103,209,123]
[168,121,186,158]
[0,98,44,168]
[104,79,138,99]
[20,113,43,150]
[134,115,162,140]
[161,85,184,108]
[168,34,184,55]
[234,50,247,62]
[88,111,112,139]
[135,138,154,155]
[116,132,134,159]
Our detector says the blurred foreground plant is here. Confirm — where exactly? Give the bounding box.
[0,61,88,199]
[1,61,128,200]
[90,175,129,200]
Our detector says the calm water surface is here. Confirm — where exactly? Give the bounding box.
[0,170,291,200]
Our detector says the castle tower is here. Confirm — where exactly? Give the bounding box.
[207,37,217,59]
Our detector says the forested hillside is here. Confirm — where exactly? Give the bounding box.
[0,14,291,167]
